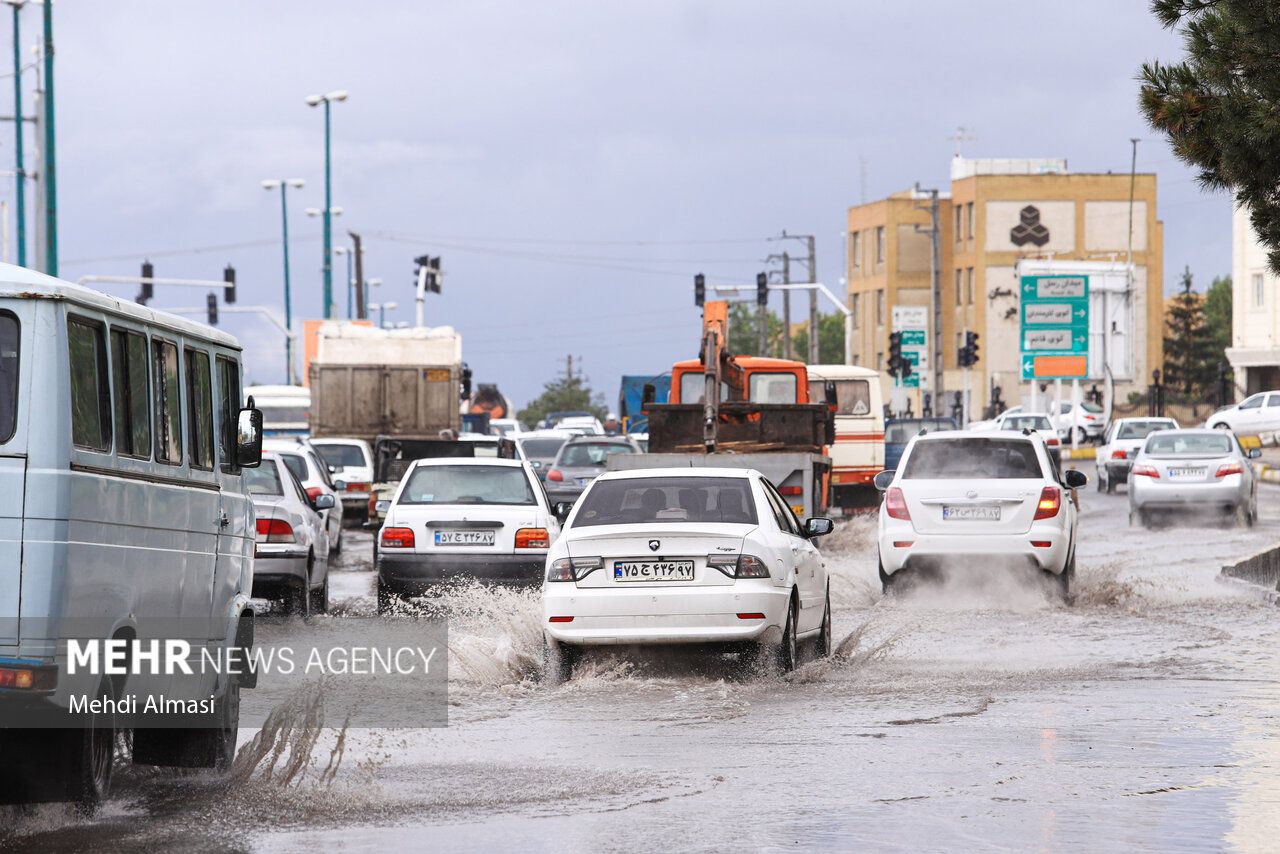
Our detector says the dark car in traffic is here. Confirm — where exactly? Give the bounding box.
[543,434,643,505]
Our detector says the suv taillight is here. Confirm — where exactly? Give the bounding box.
[885,487,911,520]
[1034,486,1061,520]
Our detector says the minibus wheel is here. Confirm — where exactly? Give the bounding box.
[67,676,115,811]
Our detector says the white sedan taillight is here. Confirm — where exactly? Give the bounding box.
[707,554,770,579]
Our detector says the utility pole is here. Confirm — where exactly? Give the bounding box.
[10,1,24,268]
[914,185,943,402]
[30,84,42,272]
[782,252,791,360]
[39,0,51,276]
[349,230,365,319]
[807,236,818,364]
[566,354,573,382]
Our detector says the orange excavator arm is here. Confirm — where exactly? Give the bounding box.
[700,301,745,451]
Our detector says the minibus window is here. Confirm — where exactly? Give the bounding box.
[153,340,183,464]
[216,357,241,472]
[0,314,16,444]
[185,348,214,470]
[807,379,871,416]
[110,329,151,458]
[68,318,111,451]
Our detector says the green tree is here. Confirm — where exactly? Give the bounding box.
[517,374,607,429]
[1202,273,1232,366]
[1139,1,1280,272]
[1163,266,1215,396]
[791,313,847,364]
[726,303,787,357]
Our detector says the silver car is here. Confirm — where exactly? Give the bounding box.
[246,453,335,615]
[544,435,643,505]
[264,438,344,555]
[1095,417,1179,493]
[1128,429,1260,527]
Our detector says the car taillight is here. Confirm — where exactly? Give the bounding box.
[547,469,563,482]
[305,486,324,502]
[346,482,370,492]
[1034,486,1061,520]
[1111,450,1128,459]
[777,486,803,496]
[885,487,911,520]
[1215,462,1244,477]
[256,518,297,543]
[369,493,378,516]
[1131,464,1160,478]
[1046,437,1060,446]
[515,527,550,549]
[547,556,601,582]
[381,527,415,549]
[707,554,771,579]
[0,665,53,691]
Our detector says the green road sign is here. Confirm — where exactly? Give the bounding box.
[900,330,926,347]
[1020,274,1089,377]
[1020,352,1088,381]
[901,373,919,388]
[1021,275,1087,302]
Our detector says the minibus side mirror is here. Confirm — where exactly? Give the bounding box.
[237,407,264,468]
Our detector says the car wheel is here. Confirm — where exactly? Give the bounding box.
[1074,427,1087,446]
[1106,475,1116,495]
[1056,554,1076,605]
[332,526,343,556]
[814,586,832,658]
[1212,422,1231,430]
[310,572,329,615]
[1095,470,1105,493]
[64,676,115,811]
[542,634,578,685]
[878,558,895,596]
[774,595,798,674]
[212,676,240,772]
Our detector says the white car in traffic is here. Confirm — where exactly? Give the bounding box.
[874,431,1086,600]
[1094,417,1179,493]
[541,468,834,681]
[1203,390,1280,435]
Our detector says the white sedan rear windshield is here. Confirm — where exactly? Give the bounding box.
[573,476,757,527]
[1001,415,1053,432]
[399,465,535,505]
[903,439,1044,479]
[1144,434,1233,456]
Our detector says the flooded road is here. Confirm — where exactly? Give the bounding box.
[6,484,1280,852]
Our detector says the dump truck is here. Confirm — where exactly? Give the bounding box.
[308,323,464,445]
[607,301,834,519]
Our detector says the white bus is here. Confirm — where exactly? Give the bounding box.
[247,383,310,437]
[0,267,263,808]
[806,365,885,511]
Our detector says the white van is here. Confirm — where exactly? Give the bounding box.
[0,267,263,808]
[247,383,310,437]
[806,365,885,511]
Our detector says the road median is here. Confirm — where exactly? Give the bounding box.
[1218,544,1280,605]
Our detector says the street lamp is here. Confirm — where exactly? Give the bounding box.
[262,177,306,384]
[365,277,381,318]
[304,88,348,319]
[333,246,354,318]
[368,300,396,328]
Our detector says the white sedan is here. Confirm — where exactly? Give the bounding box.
[874,430,1086,601]
[541,467,834,682]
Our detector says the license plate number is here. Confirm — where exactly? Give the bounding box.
[1167,467,1205,479]
[942,505,1000,521]
[434,530,495,546]
[613,560,695,582]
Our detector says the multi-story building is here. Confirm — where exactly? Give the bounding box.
[847,157,1164,414]
[1226,203,1280,394]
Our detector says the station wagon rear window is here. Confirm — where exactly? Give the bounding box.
[903,439,1044,479]
[572,476,758,527]
[399,465,535,506]
[0,313,17,444]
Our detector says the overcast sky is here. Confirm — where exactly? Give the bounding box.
[28,1,1227,411]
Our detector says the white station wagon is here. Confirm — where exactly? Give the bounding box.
[875,431,1086,601]
[541,467,834,682]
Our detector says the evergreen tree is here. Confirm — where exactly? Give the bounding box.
[516,374,607,428]
[1162,266,1214,396]
[1139,1,1280,272]
[1202,274,1232,366]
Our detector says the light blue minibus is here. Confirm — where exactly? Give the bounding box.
[0,267,263,808]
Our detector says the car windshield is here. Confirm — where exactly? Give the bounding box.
[560,442,636,467]
[902,439,1045,479]
[1144,433,1233,456]
[1117,421,1174,441]
[572,476,758,527]
[1001,415,1053,432]
[313,443,367,468]
[521,438,567,458]
[398,464,535,505]
[244,463,284,496]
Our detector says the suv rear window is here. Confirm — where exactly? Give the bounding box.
[903,439,1044,479]
[572,476,757,527]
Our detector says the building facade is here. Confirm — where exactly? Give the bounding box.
[847,157,1163,415]
[1226,203,1280,395]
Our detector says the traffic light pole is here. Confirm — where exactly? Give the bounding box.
[962,326,969,428]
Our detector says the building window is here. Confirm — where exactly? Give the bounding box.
[875,289,885,325]
[966,268,975,305]
[875,226,885,263]
[876,351,884,371]
[1255,273,1265,308]
[954,269,962,306]
[850,231,861,272]
[852,293,861,328]
[966,202,974,239]
[954,207,962,243]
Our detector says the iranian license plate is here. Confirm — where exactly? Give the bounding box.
[941,504,1000,521]
[1167,467,1206,479]
[613,560,695,582]
[577,479,591,486]
[434,530,495,546]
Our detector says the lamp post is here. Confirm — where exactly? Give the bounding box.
[3,0,27,268]
[304,89,347,319]
[365,277,381,318]
[305,205,342,317]
[262,178,305,384]
[367,300,396,328]
[333,246,354,318]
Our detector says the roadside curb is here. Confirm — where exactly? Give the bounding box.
[1254,464,1280,485]
[1060,446,1096,461]
[1218,544,1280,604]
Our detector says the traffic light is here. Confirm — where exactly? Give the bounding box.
[887,331,902,378]
[415,255,442,293]
[223,265,236,304]
[960,331,980,367]
[756,272,768,307]
[206,292,218,325]
[139,261,154,306]
[900,350,913,379]
[694,273,705,307]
